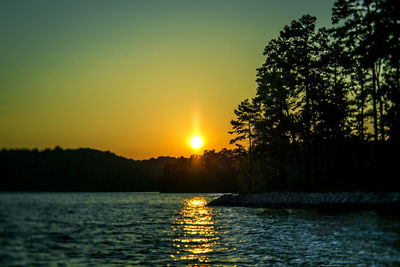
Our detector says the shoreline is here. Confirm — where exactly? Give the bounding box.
[207,192,400,210]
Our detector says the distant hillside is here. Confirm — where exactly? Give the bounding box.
[0,147,177,192]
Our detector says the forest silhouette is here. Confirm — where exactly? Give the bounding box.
[226,0,400,193]
[1,0,399,193]
[0,147,239,192]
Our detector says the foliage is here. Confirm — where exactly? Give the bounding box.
[0,147,173,192]
[230,0,400,193]
[0,147,242,193]
[161,149,241,193]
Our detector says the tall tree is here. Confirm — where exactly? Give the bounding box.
[376,0,400,142]
[279,15,321,146]
[315,28,350,140]
[229,98,259,190]
[332,0,393,141]
[255,40,297,145]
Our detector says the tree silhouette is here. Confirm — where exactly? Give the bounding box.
[229,1,400,193]
[332,0,394,141]
[229,98,259,191]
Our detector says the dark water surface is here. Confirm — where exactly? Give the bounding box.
[0,192,399,266]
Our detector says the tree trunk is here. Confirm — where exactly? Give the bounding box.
[372,65,379,141]
[397,60,400,116]
[393,59,400,142]
[396,60,400,127]
[366,4,378,141]
[360,78,365,141]
[248,123,254,192]
[376,62,385,141]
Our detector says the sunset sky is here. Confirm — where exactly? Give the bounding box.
[1,0,333,159]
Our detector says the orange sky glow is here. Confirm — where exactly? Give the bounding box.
[0,0,333,159]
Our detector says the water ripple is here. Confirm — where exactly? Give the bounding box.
[0,192,399,266]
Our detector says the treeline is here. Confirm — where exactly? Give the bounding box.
[0,147,242,192]
[161,149,241,193]
[0,147,175,192]
[229,0,400,192]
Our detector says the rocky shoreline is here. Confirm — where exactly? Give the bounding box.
[207,192,400,210]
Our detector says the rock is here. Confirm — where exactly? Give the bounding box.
[207,192,400,210]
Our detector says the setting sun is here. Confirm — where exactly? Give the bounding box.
[190,136,203,149]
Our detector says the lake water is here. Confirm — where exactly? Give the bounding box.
[0,192,399,266]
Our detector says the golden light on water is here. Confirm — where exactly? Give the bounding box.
[171,196,218,264]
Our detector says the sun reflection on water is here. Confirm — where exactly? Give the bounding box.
[170,196,219,264]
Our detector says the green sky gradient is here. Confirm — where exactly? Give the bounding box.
[0,0,334,159]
